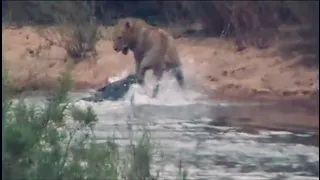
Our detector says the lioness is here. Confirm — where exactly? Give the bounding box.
[112,17,185,98]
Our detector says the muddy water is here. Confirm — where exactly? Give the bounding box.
[25,73,319,180]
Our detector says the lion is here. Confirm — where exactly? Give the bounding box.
[112,17,185,98]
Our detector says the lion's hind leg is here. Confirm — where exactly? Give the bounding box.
[168,64,185,88]
[151,66,164,98]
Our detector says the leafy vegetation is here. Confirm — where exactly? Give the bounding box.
[3,69,188,180]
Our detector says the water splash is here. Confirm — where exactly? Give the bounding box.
[77,70,209,107]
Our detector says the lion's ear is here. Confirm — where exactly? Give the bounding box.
[125,20,132,30]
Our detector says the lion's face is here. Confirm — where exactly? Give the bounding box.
[112,20,133,55]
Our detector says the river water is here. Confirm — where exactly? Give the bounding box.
[25,72,319,180]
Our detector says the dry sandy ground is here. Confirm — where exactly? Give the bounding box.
[2,26,319,134]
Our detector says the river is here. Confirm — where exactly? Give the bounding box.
[25,72,319,180]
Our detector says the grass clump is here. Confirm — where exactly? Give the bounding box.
[36,1,100,62]
[4,1,100,62]
[3,69,188,180]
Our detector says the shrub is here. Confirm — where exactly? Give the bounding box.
[38,1,100,62]
[3,69,188,180]
[4,1,100,62]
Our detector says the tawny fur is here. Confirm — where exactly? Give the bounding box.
[112,17,184,97]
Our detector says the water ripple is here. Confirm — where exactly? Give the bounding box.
[26,72,318,180]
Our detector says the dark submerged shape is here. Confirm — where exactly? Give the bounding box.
[81,74,138,102]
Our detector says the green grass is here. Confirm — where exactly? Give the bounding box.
[3,68,188,180]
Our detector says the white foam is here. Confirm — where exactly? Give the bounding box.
[108,70,131,83]
[87,70,207,107]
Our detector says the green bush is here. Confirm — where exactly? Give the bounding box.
[3,69,188,180]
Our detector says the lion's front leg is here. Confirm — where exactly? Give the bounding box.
[133,53,143,78]
[135,61,141,76]
[136,56,156,86]
[136,65,148,86]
